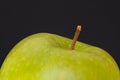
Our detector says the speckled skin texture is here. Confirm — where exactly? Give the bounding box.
[0,33,120,80]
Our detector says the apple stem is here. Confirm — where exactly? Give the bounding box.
[70,25,81,50]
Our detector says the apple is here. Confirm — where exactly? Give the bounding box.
[0,25,120,80]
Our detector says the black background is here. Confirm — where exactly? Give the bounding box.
[0,1,120,68]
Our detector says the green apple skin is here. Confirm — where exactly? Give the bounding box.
[0,33,120,80]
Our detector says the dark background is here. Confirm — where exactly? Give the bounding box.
[0,1,120,68]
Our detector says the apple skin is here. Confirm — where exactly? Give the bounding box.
[0,33,120,80]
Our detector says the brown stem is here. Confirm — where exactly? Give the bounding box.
[70,25,81,50]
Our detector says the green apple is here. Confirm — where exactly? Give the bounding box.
[0,32,120,80]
